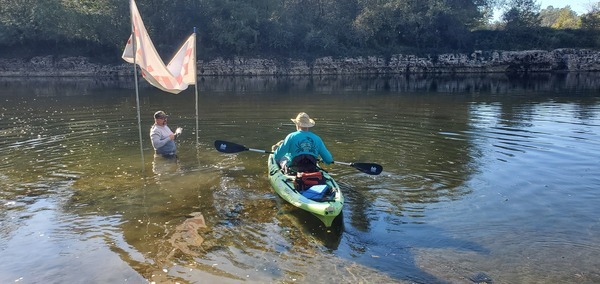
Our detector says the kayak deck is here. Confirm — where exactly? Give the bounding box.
[267,154,343,227]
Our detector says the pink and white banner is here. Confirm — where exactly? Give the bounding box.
[122,0,196,94]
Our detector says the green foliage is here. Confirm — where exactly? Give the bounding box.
[539,6,580,29]
[539,6,562,27]
[502,0,541,30]
[0,0,128,58]
[580,3,600,30]
[0,0,598,62]
[473,27,600,50]
[552,8,580,29]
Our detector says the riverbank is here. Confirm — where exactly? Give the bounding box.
[0,49,599,77]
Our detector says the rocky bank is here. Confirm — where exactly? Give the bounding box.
[0,49,599,77]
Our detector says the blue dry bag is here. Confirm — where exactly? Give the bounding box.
[301,184,331,201]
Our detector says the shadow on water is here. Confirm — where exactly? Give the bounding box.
[276,203,345,250]
[151,155,180,176]
[339,181,491,283]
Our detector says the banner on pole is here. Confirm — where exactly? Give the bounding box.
[122,0,196,94]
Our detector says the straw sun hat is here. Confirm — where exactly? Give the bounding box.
[291,112,315,128]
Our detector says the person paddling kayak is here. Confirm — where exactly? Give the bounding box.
[273,112,333,173]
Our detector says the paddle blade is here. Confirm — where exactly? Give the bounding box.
[214,140,248,153]
[353,163,383,175]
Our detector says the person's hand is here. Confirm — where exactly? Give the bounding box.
[169,133,175,140]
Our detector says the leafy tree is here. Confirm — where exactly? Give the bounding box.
[539,6,561,27]
[502,0,541,30]
[552,7,580,29]
[1,0,599,61]
[539,6,580,29]
[352,0,493,53]
[0,0,63,43]
[580,3,600,30]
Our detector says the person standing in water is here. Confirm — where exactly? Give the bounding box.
[150,110,181,158]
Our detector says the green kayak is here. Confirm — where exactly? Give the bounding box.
[268,154,344,227]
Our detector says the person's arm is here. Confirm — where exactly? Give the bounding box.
[317,136,333,165]
[273,136,289,161]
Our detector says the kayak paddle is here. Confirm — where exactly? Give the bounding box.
[214,140,273,154]
[333,161,383,175]
[214,140,383,175]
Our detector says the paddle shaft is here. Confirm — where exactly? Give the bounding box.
[249,148,273,154]
[214,140,382,175]
[333,160,383,175]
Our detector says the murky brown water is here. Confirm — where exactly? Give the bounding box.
[1,74,600,283]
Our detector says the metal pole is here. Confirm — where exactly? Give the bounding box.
[131,0,145,171]
[193,28,199,147]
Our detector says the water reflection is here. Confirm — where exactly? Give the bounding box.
[0,75,599,283]
[151,155,180,176]
[2,72,600,95]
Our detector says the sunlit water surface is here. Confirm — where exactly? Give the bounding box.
[1,74,599,283]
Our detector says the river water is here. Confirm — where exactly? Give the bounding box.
[1,73,599,283]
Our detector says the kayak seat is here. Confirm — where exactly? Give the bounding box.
[288,154,318,174]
